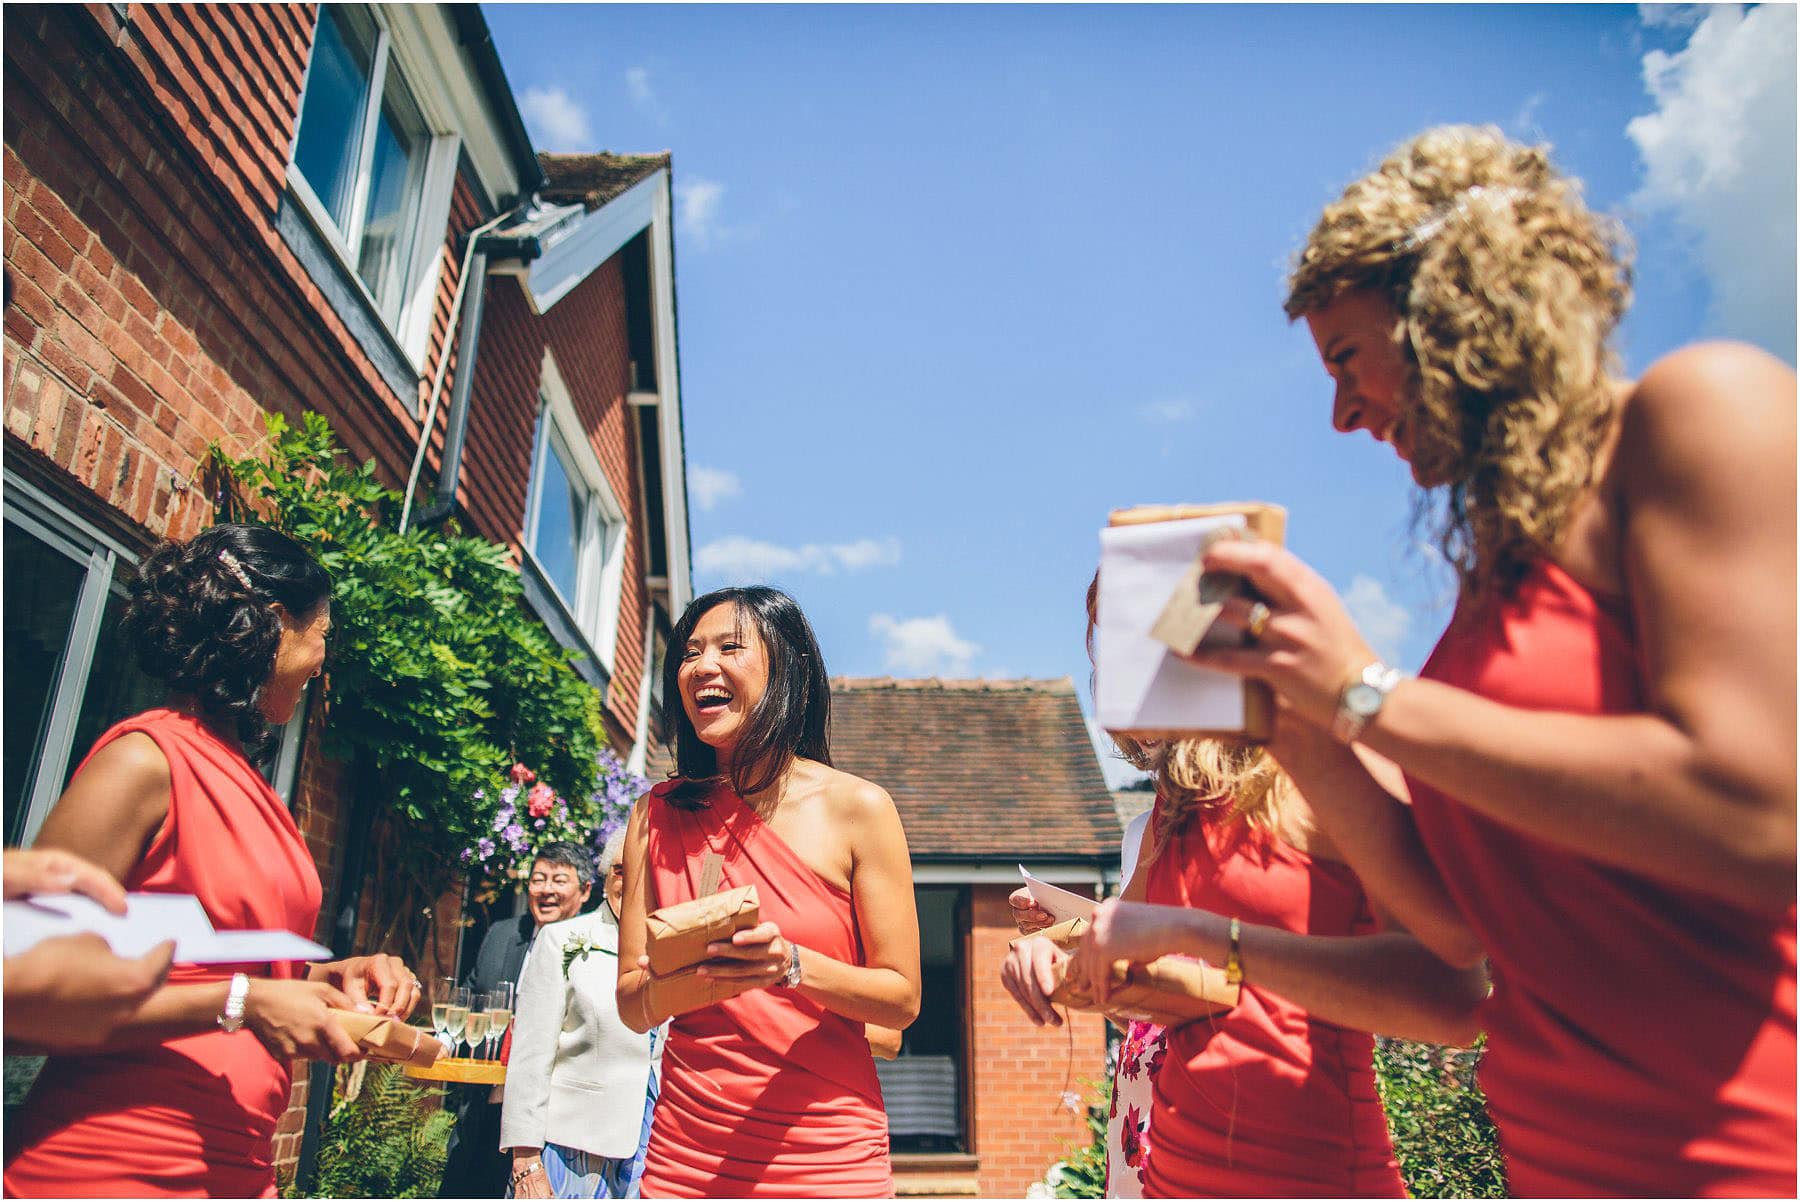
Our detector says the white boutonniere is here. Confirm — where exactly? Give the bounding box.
[562,935,616,978]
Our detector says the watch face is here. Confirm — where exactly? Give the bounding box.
[1345,682,1384,718]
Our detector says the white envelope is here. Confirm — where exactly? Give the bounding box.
[1018,866,1098,924]
[3,892,331,964]
[1096,514,1249,733]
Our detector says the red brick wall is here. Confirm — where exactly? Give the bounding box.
[461,265,651,746]
[968,883,1108,1196]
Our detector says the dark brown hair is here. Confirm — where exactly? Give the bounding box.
[663,586,832,807]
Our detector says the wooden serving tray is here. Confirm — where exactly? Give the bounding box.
[403,1058,505,1085]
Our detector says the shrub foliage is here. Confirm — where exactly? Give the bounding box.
[208,412,612,959]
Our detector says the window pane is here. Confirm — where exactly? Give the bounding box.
[532,430,589,610]
[356,75,427,324]
[64,587,165,791]
[292,5,376,233]
[3,520,83,843]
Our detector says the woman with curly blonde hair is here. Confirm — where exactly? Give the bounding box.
[1001,580,1487,1197]
[1189,125,1796,1195]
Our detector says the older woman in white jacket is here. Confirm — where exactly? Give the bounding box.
[502,831,662,1199]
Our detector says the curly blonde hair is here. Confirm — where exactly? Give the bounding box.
[1085,575,1298,853]
[1285,125,1634,596]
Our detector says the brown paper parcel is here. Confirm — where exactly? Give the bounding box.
[643,960,746,1018]
[1008,916,1090,955]
[329,1010,443,1068]
[1048,946,1239,1027]
[1104,501,1287,743]
[645,883,762,975]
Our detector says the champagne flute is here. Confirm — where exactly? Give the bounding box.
[431,977,455,1049]
[445,985,471,1058]
[463,1008,491,1059]
[485,984,514,1060]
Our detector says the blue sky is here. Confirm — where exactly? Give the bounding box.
[487,3,1795,782]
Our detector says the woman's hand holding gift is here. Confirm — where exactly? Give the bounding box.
[1184,538,1379,731]
[1007,887,1055,935]
[697,921,793,996]
[1000,935,1067,1027]
[308,954,420,1018]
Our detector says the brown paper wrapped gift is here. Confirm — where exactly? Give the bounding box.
[1104,502,1287,742]
[645,883,762,975]
[643,961,744,1018]
[329,1010,443,1068]
[1008,916,1089,954]
[1048,945,1239,1027]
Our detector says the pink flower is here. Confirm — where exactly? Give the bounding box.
[510,763,536,785]
[527,783,555,818]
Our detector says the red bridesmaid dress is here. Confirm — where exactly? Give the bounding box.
[1407,560,1796,1196]
[1141,799,1404,1198]
[5,709,323,1198]
[640,779,893,1198]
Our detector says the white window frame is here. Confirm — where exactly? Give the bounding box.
[286,3,459,369]
[3,476,313,844]
[522,351,630,674]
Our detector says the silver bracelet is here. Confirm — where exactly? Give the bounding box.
[508,1161,542,1186]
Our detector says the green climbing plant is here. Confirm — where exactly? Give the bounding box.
[207,411,613,958]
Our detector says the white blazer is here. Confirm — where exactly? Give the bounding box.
[499,911,662,1159]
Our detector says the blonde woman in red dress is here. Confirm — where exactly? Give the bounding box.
[5,524,419,1198]
[616,586,921,1198]
[1187,125,1795,1195]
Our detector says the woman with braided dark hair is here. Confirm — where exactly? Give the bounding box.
[6,523,421,1198]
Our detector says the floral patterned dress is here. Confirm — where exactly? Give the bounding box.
[1103,811,1164,1198]
[1106,1019,1167,1196]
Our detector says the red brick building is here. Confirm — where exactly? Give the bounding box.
[3,1,691,1175]
[830,677,1124,1197]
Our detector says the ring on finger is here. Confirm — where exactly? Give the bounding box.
[1246,601,1272,642]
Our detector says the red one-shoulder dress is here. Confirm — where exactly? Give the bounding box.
[639,780,893,1198]
[1141,799,1404,1198]
[1409,561,1796,1196]
[5,709,323,1198]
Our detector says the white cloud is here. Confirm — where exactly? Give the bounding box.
[1343,574,1412,667]
[688,466,742,512]
[676,178,727,249]
[695,535,900,580]
[868,614,980,676]
[1627,3,1797,362]
[518,87,590,153]
[625,66,668,126]
[1137,398,1200,423]
[1637,3,1709,31]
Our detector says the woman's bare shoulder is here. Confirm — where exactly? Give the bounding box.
[813,765,896,817]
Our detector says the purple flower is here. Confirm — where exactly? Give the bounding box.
[459,848,474,863]
[533,818,546,830]
[473,789,485,800]
[500,785,521,806]
[492,807,514,833]
[477,837,496,859]
[504,822,527,851]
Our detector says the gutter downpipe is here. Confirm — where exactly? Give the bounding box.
[409,245,491,532]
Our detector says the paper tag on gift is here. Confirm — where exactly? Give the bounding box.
[1149,527,1252,656]
[698,852,724,898]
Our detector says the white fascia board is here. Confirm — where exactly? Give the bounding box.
[647,172,692,616]
[525,171,664,312]
[910,864,1108,887]
[382,5,520,211]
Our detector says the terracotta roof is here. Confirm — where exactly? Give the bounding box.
[1113,787,1154,829]
[539,152,671,211]
[828,677,1121,862]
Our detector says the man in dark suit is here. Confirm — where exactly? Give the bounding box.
[437,843,594,1197]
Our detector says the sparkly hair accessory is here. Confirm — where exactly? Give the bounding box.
[217,549,254,590]
[1403,185,1529,252]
